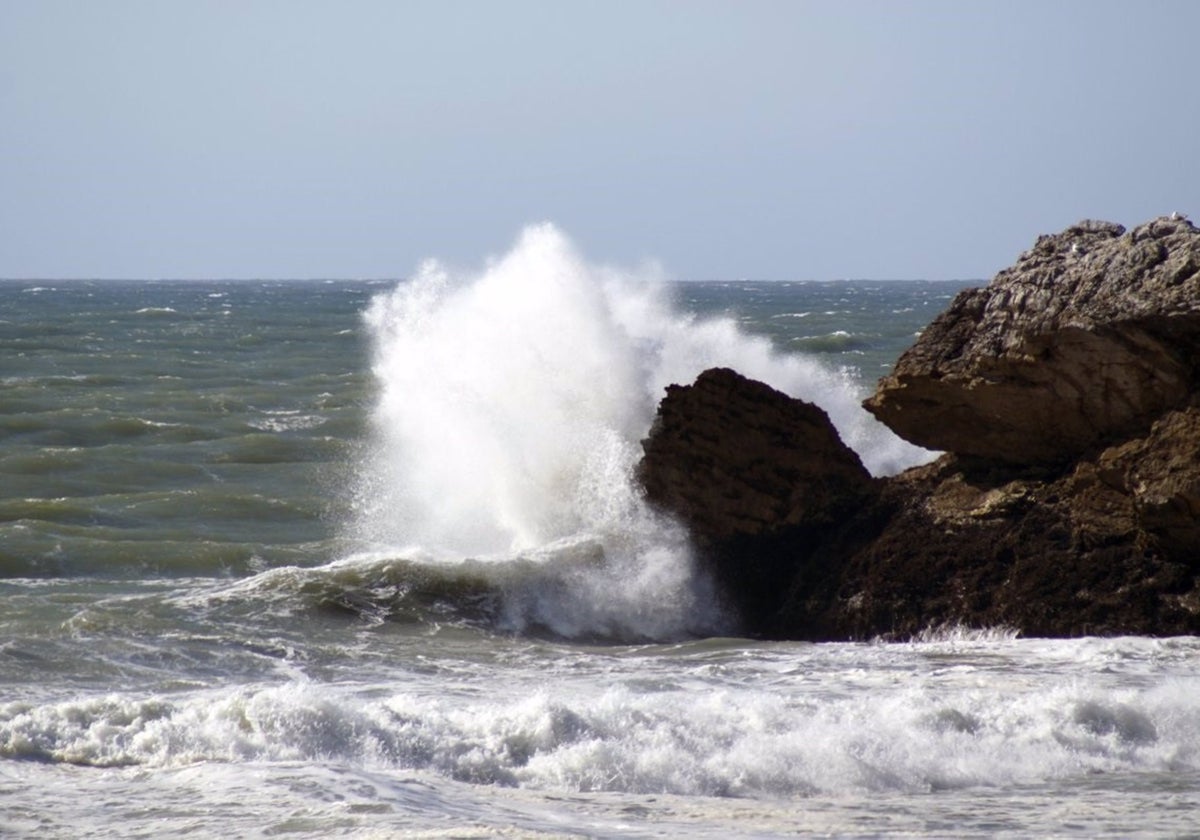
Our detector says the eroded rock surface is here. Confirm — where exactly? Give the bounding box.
[779,443,1200,640]
[864,217,1200,466]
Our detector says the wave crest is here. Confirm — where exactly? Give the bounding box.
[343,224,930,641]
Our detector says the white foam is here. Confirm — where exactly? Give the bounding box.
[908,624,1021,644]
[247,409,327,432]
[347,224,933,639]
[4,640,1198,797]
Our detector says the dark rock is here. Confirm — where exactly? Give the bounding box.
[864,216,1200,466]
[640,369,1200,639]
[774,448,1199,640]
[637,367,876,632]
[638,367,873,540]
[1098,407,1200,558]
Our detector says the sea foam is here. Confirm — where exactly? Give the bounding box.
[3,638,1196,797]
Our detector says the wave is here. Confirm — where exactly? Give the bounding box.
[340,224,934,642]
[0,411,213,448]
[907,624,1022,644]
[789,330,875,354]
[3,651,1195,797]
[185,541,727,642]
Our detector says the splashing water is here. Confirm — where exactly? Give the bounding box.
[347,223,931,639]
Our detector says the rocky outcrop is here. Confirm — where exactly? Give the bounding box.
[638,216,1200,640]
[637,368,875,627]
[864,216,1200,466]
[1099,408,1200,558]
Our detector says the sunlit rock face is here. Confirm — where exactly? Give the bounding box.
[864,216,1200,466]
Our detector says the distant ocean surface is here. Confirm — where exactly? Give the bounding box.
[3,226,1199,838]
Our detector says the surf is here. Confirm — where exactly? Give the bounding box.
[336,223,931,641]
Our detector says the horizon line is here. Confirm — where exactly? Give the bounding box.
[0,276,984,284]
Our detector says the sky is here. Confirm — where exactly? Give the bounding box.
[2,0,1198,281]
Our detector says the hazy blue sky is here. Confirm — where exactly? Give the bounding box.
[3,1,1197,281]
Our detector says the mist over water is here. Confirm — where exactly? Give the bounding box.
[345,224,932,640]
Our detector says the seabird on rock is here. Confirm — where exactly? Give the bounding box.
[1170,211,1188,221]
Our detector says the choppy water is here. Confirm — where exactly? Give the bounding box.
[3,226,1198,837]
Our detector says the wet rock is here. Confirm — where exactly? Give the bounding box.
[1098,407,1200,558]
[640,370,1200,639]
[638,368,873,540]
[637,367,876,632]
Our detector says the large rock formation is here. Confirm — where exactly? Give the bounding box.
[864,216,1200,465]
[638,216,1200,640]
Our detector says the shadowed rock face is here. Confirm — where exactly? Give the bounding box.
[637,217,1200,640]
[1100,407,1200,558]
[783,437,1200,641]
[637,367,872,542]
[864,217,1200,466]
[637,367,875,632]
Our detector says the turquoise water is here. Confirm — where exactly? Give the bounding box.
[3,236,1198,838]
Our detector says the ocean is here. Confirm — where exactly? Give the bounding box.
[2,224,1198,838]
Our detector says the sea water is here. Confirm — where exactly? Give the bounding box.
[2,225,1198,838]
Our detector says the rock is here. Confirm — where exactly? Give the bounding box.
[864,216,1200,465]
[776,448,1200,640]
[638,367,873,540]
[1098,407,1200,557]
[637,367,876,631]
[636,217,1200,640]
[640,366,1200,640]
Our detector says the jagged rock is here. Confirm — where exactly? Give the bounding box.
[639,365,1200,640]
[864,216,1200,465]
[1099,407,1200,557]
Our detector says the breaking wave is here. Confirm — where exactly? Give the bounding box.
[4,637,1196,798]
[340,224,930,640]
